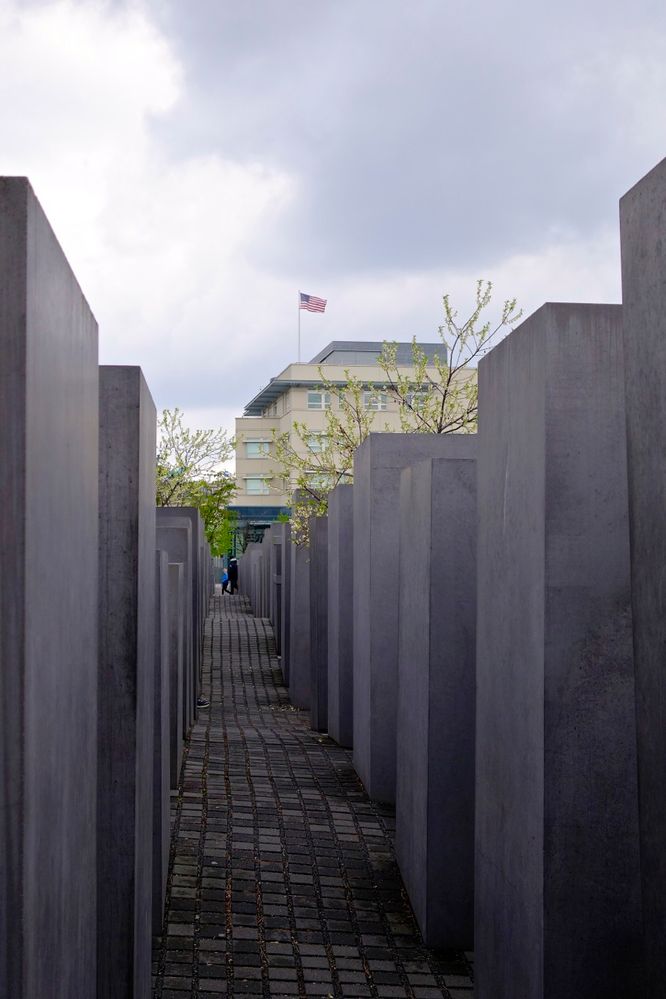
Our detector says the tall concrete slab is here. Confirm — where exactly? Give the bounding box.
[475,303,643,999]
[168,562,184,789]
[98,365,156,999]
[153,550,170,935]
[327,484,354,748]
[309,516,329,732]
[156,519,194,731]
[0,177,98,999]
[396,453,476,949]
[280,523,292,683]
[157,506,204,714]
[620,156,666,995]
[353,432,476,803]
[289,541,311,709]
[270,526,283,654]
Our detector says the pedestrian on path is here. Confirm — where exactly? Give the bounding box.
[228,557,238,594]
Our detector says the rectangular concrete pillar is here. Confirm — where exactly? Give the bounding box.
[289,541,311,709]
[0,177,98,999]
[168,562,184,789]
[157,507,204,715]
[156,518,194,731]
[309,516,329,732]
[270,526,283,655]
[327,485,354,748]
[153,550,170,935]
[620,155,666,995]
[475,303,643,999]
[396,452,476,950]
[280,523,292,683]
[98,365,156,999]
[353,432,476,803]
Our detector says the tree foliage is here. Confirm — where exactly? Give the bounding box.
[273,282,521,544]
[156,407,236,555]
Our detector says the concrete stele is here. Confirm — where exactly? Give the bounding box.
[620,155,666,996]
[327,484,354,748]
[156,518,194,732]
[153,550,170,936]
[309,516,329,732]
[289,540,311,710]
[475,303,643,999]
[98,365,156,999]
[396,452,476,950]
[0,177,99,999]
[280,523,292,683]
[353,431,477,803]
[167,562,185,790]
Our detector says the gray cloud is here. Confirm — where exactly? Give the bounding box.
[149,0,666,278]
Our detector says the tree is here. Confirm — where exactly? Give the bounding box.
[273,372,388,543]
[379,279,521,433]
[273,281,521,543]
[156,407,236,555]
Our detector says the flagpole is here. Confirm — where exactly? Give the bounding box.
[297,290,301,362]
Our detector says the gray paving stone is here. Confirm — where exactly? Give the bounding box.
[152,593,467,998]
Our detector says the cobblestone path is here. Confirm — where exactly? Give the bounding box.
[152,593,474,998]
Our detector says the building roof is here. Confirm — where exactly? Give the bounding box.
[242,340,445,416]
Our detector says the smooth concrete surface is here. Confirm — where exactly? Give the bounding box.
[270,527,283,655]
[157,507,204,717]
[156,519,194,731]
[0,177,98,999]
[280,523,292,683]
[153,550,170,935]
[289,541,311,710]
[353,432,477,804]
[98,365,156,999]
[327,485,354,748]
[396,455,476,949]
[620,155,666,996]
[475,303,643,999]
[167,562,184,790]
[309,516,329,732]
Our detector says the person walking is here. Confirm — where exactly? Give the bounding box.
[228,557,239,594]
[221,567,229,593]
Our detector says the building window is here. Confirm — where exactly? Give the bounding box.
[245,477,271,495]
[306,472,332,490]
[307,391,331,410]
[245,441,270,458]
[405,390,429,409]
[363,390,388,411]
[305,433,328,454]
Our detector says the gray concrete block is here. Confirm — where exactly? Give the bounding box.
[156,519,194,732]
[396,455,476,950]
[327,485,354,748]
[157,506,204,715]
[280,523,292,683]
[309,516,329,732]
[270,526,283,654]
[153,550,170,936]
[620,155,666,995]
[0,177,98,999]
[98,365,156,999]
[475,303,643,999]
[168,562,184,790]
[353,432,476,803]
[289,541,311,709]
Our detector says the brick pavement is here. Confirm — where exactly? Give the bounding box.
[152,593,474,998]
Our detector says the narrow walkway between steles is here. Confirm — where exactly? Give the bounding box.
[152,593,474,999]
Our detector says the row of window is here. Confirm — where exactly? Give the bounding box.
[306,390,388,411]
[244,471,349,495]
[244,434,328,459]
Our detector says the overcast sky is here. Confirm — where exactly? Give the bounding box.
[2,0,665,437]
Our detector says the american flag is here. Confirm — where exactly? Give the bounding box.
[300,292,327,313]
